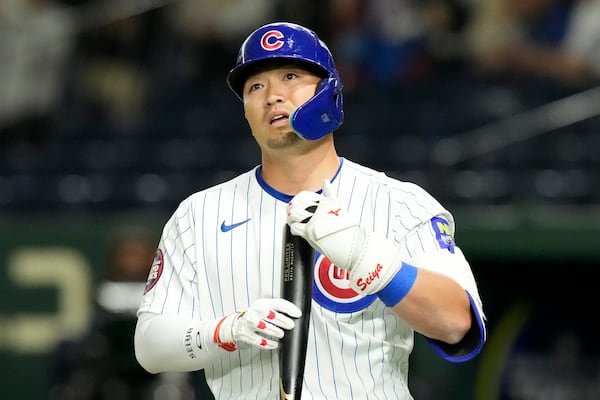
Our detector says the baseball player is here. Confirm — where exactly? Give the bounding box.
[134,21,486,399]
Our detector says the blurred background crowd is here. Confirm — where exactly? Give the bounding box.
[2,0,600,213]
[1,0,600,399]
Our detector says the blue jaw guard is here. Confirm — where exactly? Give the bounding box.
[290,77,344,141]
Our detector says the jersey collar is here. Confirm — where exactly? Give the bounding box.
[255,157,344,202]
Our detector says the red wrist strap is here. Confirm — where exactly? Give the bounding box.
[214,316,236,352]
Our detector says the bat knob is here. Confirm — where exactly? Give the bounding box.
[279,380,294,400]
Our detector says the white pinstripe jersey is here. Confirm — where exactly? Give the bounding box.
[138,157,485,400]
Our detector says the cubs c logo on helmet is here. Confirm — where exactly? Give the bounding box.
[261,30,285,51]
[313,252,376,312]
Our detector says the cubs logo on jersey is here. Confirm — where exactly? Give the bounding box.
[312,252,376,312]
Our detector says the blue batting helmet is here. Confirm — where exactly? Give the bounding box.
[226,22,344,141]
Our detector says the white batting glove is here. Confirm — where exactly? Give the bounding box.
[214,298,302,351]
[287,180,412,299]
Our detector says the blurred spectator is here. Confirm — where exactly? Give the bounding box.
[275,0,335,43]
[330,0,475,91]
[498,300,600,400]
[0,0,75,148]
[161,0,279,83]
[419,0,474,70]
[330,0,431,90]
[67,5,165,133]
[466,0,600,88]
[48,225,203,400]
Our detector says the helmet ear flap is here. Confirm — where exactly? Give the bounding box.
[290,77,344,141]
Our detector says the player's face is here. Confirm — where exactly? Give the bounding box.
[242,65,321,150]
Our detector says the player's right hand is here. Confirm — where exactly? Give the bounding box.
[214,298,302,351]
[287,180,410,298]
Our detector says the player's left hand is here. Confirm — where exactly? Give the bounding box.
[287,180,407,296]
[215,298,301,351]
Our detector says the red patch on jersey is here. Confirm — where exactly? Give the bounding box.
[317,256,357,299]
[144,249,164,294]
[313,253,377,312]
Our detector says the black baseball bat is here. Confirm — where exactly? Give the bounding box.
[279,224,314,400]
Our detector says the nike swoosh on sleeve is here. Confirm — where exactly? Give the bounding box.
[220,218,251,232]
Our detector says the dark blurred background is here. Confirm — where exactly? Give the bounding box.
[1,0,600,399]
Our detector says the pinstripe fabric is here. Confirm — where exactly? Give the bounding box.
[138,158,484,399]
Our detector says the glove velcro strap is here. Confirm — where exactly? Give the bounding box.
[214,316,237,352]
[377,262,418,307]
